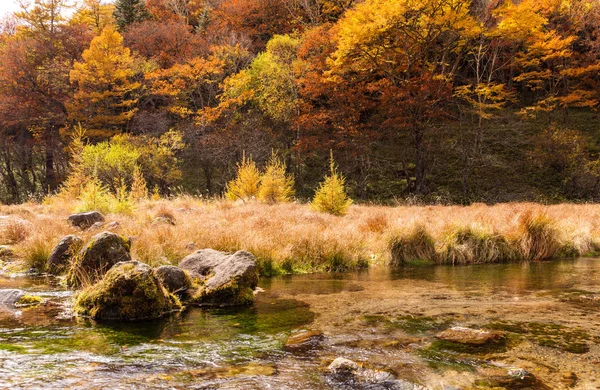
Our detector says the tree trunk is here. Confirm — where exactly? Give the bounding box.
[2,147,20,203]
[45,145,56,193]
[413,125,427,194]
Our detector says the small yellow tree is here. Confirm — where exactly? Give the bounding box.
[311,152,352,216]
[59,125,88,199]
[226,155,261,201]
[258,152,295,203]
[129,164,148,202]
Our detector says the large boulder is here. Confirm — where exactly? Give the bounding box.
[47,235,83,275]
[68,211,105,230]
[179,249,259,307]
[66,231,132,287]
[155,265,191,294]
[74,261,181,321]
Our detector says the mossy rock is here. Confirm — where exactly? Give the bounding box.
[73,261,182,321]
[180,249,259,307]
[155,265,192,294]
[15,294,42,307]
[66,231,132,288]
[47,235,83,275]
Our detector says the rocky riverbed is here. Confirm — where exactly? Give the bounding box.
[1,258,599,389]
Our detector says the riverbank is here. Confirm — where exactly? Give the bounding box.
[1,200,599,275]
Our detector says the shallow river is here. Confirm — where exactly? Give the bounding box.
[1,259,600,389]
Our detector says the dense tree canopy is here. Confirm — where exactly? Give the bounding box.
[0,0,599,203]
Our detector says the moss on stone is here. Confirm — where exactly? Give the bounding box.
[73,261,182,321]
[190,278,255,307]
[15,294,42,307]
[486,320,591,354]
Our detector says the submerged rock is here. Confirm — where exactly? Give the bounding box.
[68,211,105,230]
[74,260,181,321]
[155,265,191,294]
[47,235,83,275]
[435,326,502,346]
[285,330,324,351]
[483,367,544,389]
[180,249,259,307]
[0,289,25,305]
[66,231,132,287]
[327,357,422,389]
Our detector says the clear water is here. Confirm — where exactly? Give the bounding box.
[1,258,599,389]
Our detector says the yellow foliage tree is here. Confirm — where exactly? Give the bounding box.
[129,164,148,202]
[226,155,261,202]
[311,152,352,216]
[70,0,115,33]
[258,153,295,204]
[68,27,141,138]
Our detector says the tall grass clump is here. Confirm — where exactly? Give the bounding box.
[226,155,261,202]
[0,219,31,244]
[440,225,514,265]
[257,153,295,204]
[20,235,54,272]
[311,153,352,216]
[389,225,436,265]
[513,212,562,261]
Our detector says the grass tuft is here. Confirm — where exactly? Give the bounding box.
[513,212,562,261]
[440,225,515,265]
[389,225,437,265]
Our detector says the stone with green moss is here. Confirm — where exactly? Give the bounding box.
[73,260,181,321]
[155,265,192,294]
[179,249,259,307]
[66,231,131,287]
[47,235,83,275]
[15,294,42,307]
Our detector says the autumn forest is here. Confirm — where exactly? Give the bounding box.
[1,0,600,204]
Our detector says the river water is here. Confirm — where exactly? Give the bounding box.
[1,259,599,389]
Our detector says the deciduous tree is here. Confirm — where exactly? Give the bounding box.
[69,27,141,138]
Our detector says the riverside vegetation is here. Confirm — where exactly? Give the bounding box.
[1,199,599,277]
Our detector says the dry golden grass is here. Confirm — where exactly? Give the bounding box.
[1,199,600,275]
